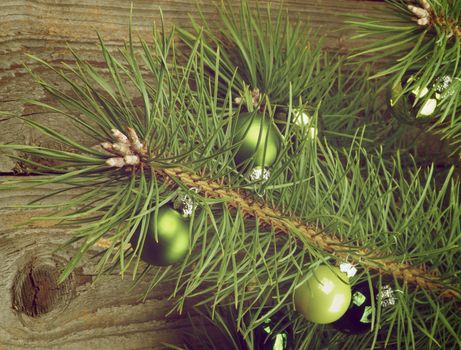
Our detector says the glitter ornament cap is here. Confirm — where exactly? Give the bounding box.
[249,166,271,182]
[436,76,461,100]
[433,75,452,94]
[174,187,199,217]
[380,285,396,308]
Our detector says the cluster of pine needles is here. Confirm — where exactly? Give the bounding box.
[350,0,461,157]
[0,1,460,349]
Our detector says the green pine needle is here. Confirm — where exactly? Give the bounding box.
[349,0,461,157]
[0,2,460,349]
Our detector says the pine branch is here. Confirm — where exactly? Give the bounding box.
[349,0,461,157]
[2,3,460,347]
[432,16,461,41]
[128,164,458,301]
[99,124,460,301]
[177,1,387,149]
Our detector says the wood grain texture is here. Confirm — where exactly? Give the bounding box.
[0,184,204,349]
[0,1,387,349]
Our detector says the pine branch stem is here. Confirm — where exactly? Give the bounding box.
[432,15,461,41]
[153,166,459,301]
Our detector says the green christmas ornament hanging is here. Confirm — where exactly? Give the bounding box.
[130,205,190,266]
[286,108,318,155]
[294,265,351,324]
[292,109,318,140]
[232,112,281,167]
[390,75,454,121]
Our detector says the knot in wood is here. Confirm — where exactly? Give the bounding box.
[12,255,75,318]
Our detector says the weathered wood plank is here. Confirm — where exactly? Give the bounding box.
[0,184,203,349]
[0,0,388,172]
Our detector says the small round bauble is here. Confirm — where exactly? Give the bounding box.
[294,265,351,324]
[390,77,439,122]
[232,112,281,167]
[332,281,377,334]
[130,205,189,266]
[253,317,290,350]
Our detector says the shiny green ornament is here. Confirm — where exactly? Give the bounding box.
[130,206,190,266]
[294,265,351,324]
[233,112,281,167]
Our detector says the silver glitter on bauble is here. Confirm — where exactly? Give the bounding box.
[433,75,452,94]
[173,187,199,217]
[380,285,396,308]
[249,166,271,183]
[434,75,460,101]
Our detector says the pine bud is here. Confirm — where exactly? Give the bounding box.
[111,128,129,144]
[101,142,116,153]
[106,157,125,168]
[408,5,429,20]
[417,17,430,26]
[421,0,431,11]
[112,142,132,155]
[124,155,140,165]
[127,127,144,153]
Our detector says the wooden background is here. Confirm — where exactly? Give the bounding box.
[0,1,387,349]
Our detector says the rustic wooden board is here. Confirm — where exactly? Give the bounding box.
[0,184,207,349]
[0,1,387,349]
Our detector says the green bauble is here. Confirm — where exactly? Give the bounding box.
[130,206,190,266]
[233,112,281,166]
[390,77,439,122]
[294,265,351,324]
